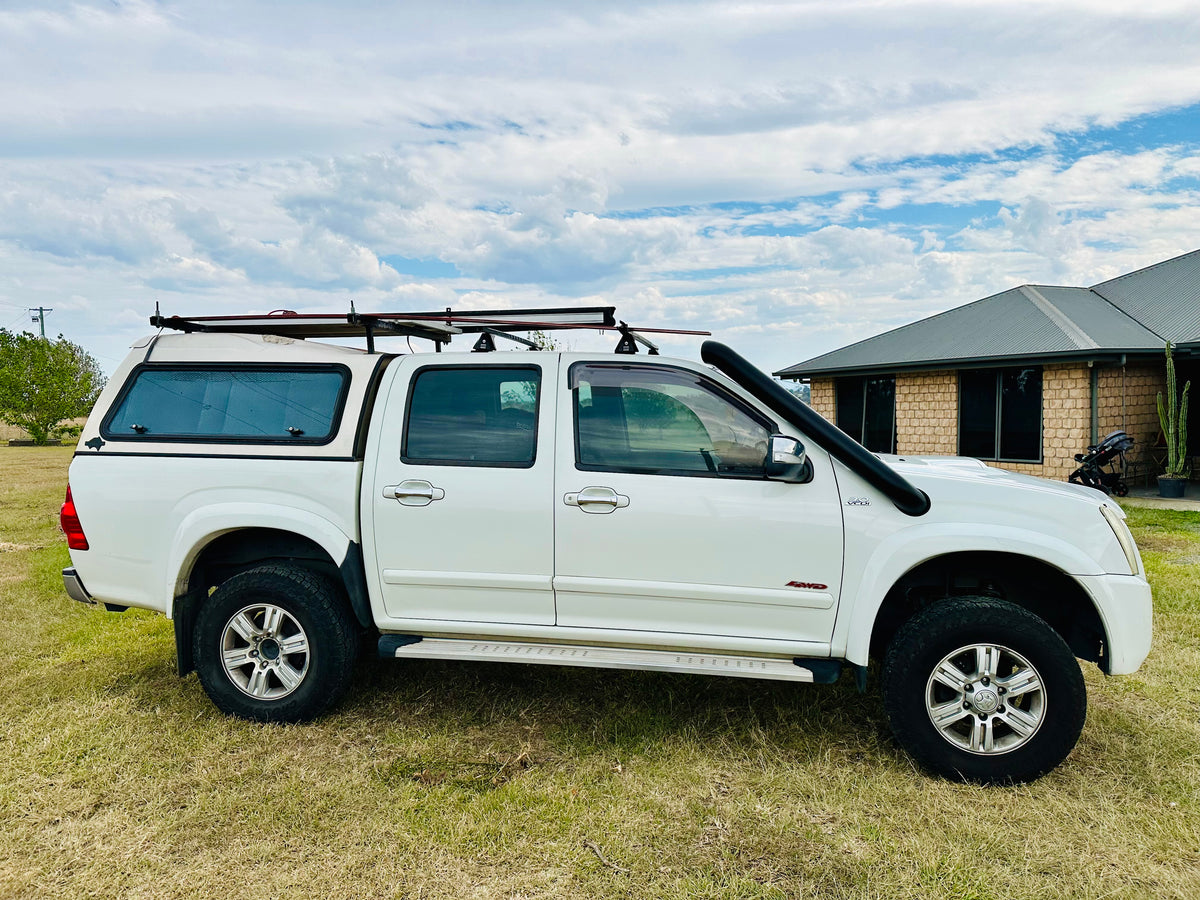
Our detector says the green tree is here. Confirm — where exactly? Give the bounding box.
[528,329,565,350]
[0,329,106,444]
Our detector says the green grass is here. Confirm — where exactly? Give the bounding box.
[2,447,1199,898]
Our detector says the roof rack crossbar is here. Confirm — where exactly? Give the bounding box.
[473,328,538,352]
[615,321,659,355]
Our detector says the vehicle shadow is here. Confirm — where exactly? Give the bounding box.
[338,652,894,765]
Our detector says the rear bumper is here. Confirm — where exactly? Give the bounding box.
[62,567,95,605]
[1075,573,1154,676]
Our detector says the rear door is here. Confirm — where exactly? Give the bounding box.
[553,359,844,645]
[368,356,557,625]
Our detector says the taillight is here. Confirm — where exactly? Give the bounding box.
[60,485,89,551]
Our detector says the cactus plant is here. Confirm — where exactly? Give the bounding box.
[1157,341,1191,478]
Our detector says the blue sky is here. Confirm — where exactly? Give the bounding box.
[1,0,1199,375]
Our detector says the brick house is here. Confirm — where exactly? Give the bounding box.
[776,250,1200,483]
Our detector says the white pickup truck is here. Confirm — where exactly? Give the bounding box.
[59,307,1152,783]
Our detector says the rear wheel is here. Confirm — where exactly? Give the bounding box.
[193,564,358,722]
[882,597,1086,784]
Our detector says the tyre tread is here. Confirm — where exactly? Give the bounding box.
[882,596,1087,784]
[192,563,358,723]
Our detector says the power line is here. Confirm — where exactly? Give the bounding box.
[3,312,28,331]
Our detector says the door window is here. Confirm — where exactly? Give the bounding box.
[402,366,540,466]
[571,364,771,477]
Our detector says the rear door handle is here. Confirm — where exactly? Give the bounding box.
[564,486,630,514]
[382,480,446,507]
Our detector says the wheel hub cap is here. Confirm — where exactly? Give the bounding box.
[220,603,310,700]
[971,688,999,713]
[924,642,1047,756]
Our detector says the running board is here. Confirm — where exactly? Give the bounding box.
[378,635,840,683]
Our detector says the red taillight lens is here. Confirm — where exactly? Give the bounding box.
[60,485,89,551]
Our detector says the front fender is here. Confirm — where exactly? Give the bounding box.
[165,504,354,617]
[836,523,1104,667]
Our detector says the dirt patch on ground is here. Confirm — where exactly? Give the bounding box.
[1132,533,1194,554]
[0,542,40,552]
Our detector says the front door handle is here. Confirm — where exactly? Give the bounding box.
[383,480,446,507]
[564,486,630,514]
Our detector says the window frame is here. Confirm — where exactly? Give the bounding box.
[956,366,1044,464]
[100,362,352,446]
[835,374,897,454]
[400,363,543,469]
[568,361,777,480]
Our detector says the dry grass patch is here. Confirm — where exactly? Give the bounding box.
[1,447,1199,898]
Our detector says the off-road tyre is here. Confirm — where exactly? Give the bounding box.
[193,564,358,723]
[882,597,1087,785]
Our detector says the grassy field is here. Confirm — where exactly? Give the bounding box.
[1,447,1198,899]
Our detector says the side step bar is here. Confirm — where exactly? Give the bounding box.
[378,635,841,683]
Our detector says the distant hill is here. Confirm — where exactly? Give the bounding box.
[781,382,810,405]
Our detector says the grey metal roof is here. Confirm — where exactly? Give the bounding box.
[777,249,1200,378]
[1091,249,1200,344]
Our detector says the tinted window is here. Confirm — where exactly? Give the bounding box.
[836,375,895,453]
[999,368,1042,460]
[958,369,998,458]
[836,377,865,444]
[105,366,347,443]
[863,377,896,453]
[403,366,539,466]
[958,367,1042,462]
[572,364,770,477]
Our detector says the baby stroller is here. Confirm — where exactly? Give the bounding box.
[1068,430,1134,496]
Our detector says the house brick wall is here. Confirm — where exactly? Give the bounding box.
[895,371,957,455]
[810,378,835,421]
[793,362,1167,485]
[1097,364,1165,452]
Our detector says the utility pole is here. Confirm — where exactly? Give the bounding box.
[29,307,52,339]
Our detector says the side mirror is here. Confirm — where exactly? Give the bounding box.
[766,434,812,483]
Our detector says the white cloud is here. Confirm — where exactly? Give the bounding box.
[0,0,1199,375]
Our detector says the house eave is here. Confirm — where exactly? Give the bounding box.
[775,349,1165,381]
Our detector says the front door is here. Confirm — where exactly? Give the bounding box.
[553,360,844,644]
[369,358,557,625]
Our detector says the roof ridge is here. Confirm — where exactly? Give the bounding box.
[1089,247,1200,290]
[1085,286,1166,342]
[1016,285,1099,350]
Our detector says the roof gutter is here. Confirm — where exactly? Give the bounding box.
[776,350,1154,380]
[702,341,931,518]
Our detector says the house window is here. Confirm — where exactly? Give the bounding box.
[958,367,1043,462]
[835,375,896,454]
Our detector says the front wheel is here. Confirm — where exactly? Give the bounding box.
[882,598,1086,784]
[193,564,359,722]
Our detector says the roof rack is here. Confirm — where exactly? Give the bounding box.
[149,305,710,354]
